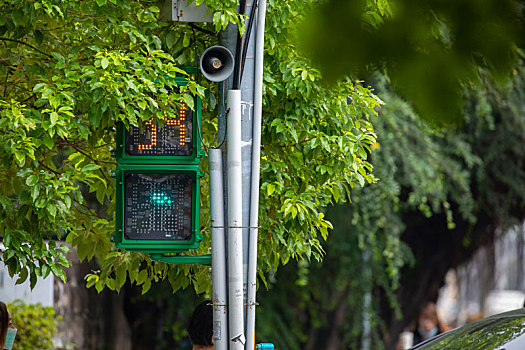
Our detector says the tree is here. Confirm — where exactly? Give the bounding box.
[298,0,525,124]
[254,57,525,349]
[0,0,380,294]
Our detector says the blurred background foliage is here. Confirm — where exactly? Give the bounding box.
[298,0,525,125]
[8,301,59,350]
[254,54,525,349]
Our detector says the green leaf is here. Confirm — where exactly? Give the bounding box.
[332,185,341,202]
[106,278,116,291]
[50,112,59,126]
[57,200,68,213]
[115,266,127,290]
[377,0,390,16]
[141,278,152,294]
[96,183,106,204]
[41,264,51,278]
[50,264,66,282]
[17,168,32,177]
[47,203,57,218]
[15,268,28,285]
[33,83,46,92]
[12,9,25,26]
[126,79,138,92]
[95,280,104,293]
[137,269,148,284]
[81,164,101,172]
[358,147,367,159]
[42,133,54,149]
[101,57,109,69]
[86,274,99,288]
[356,173,365,187]
[29,273,37,289]
[14,151,25,165]
[182,94,194,110]
[77,243,89,262]
[166,31,176,49]
[137,99,147,110]
[26,175,38,186]
[267,183,275,196]
[183,32,191,47]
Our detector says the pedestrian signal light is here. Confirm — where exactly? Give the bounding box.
[114,165,203,252]
[115,81,203,164]
[113,77,203,253]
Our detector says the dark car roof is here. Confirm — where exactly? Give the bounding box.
[410,308,525,350]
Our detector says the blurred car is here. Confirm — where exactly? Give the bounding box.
[410,308,525,350]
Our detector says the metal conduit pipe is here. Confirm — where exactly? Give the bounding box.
[209,149,228,350]
[226,90,245,349]
[246,0,267,349]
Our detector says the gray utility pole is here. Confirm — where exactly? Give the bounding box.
[216,0,266,348]
[227,89,244,349]
[246,1,267,349]
[233,0,256,303]
[160,0,266,348]
[210,148,228,350]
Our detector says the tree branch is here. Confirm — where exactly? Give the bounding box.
[0,81,33,93]
[0,37,52,58]
[21,93,36,103]
[72,200,107,220]
[40,18,75,32]
[71,144,116,166]
[38,160,61,176]
[71,145,112,183]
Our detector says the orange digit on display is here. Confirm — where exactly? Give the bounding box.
[137,118,157,150]
[166,101,186,146]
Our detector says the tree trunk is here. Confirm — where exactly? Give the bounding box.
[54,247,132,350]
[326,289,348,350]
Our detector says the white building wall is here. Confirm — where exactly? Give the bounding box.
[0,259,54,307]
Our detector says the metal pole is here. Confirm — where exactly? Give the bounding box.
[227,89,245,349]
[217,21,236,350]
[239,1,256,321]
[246,1,266,349]
[209,149,228,350]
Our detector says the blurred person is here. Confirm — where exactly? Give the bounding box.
[396,338,404,350]
[0,302,8,348]
[412,302,446,345]
[0,301,16,349]
[188,300,213,350]
[395,330,414,350]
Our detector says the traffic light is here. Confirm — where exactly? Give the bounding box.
[113,77,204,253]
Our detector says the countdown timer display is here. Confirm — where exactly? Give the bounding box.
[123,172,193,241]
[125,102,193,157]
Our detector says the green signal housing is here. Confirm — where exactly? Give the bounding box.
[113,164,203,253]
[113,77,205,255]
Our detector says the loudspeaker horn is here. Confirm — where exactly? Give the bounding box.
[199,46,234,82]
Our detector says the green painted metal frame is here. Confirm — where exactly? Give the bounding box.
[150,253,212,266]
[113,164,203,252]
